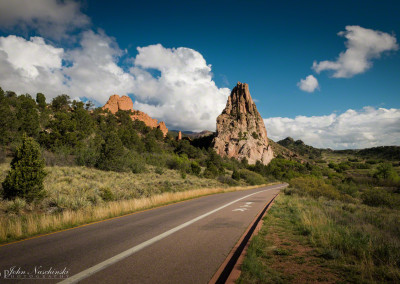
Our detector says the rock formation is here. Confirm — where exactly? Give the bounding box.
[102,95,168,136]
[213,82,274,165]
[177,131,182,141]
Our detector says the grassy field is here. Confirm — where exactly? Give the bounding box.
[238,146,400,283]
[238,187,400,283]
[0,161,268,244]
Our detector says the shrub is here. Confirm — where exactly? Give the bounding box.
[232,169,241,181]
[239,169,266,185]
[217,175,239,186]
[0,147,6,163]
[2,135,47,202]
[96,131,126,172]
[190,161,201,176]
[361,188,393,208]
[99,187,114,201]
[203,163,220,178]
[289,176,341,200]
[155,166,164,175]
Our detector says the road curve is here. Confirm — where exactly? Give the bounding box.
[0,183,286,283]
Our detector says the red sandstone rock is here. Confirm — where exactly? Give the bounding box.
[102,95,168,136]
[177,131,182,141]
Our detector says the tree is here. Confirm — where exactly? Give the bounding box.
[51,94,71,111]
[374,163,399,181]
[17,94,40,139]
[2,135,47,202]
[36,93,46,109]
[96,131,126,172]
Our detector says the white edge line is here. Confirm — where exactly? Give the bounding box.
[59,184,285,284]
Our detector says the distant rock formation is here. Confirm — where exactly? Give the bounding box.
[213,82,273,165]
[177,131,182,141]
[102,95,168,136]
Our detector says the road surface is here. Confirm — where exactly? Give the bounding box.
[0,183,286,283]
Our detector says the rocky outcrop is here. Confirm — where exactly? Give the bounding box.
[102,94,133,113]
[213,82,273,165]
[102,95,168,136]
[177,131,182,141]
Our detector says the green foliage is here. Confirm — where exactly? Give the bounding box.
[217,175,239,186]
[251,132,259,139]
[278,137,322,158]
[374,163,399,182]
[361,188,399,208]
[36,93,46,109]
[264,158,307,180]
[190,161,201,176]
[238,169,266,185]
[51,94,71,111]
[99,187,114,201]
[16,94,40,139]
[289,176,342,201]
[232,169,241,181]
[203,163,220,178]
[96,131,127,172]
[2,135,47,202]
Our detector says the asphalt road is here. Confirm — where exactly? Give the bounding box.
[0,183,286,283]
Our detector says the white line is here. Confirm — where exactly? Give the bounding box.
[59,187,279,284]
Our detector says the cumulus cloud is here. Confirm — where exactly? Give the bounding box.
[0,34,228,131]
[0,35,67,96]
[297,75,319,92]
[0,32,135,103]
[264,107,400,149]
[0,0,89,39]
[313,25,398,78]
[130,44,230,131]
[64,30,135,104]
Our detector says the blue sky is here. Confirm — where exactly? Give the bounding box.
[85,0,400,117]
[0,0,399,149]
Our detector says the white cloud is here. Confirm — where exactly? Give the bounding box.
[313,25,398,78]
[0,32,135,103]
[264,107,400,149]
[0,35,228,131]
[0,0,89,39]
[297,75,319,92]
[0,35,67,96]
[130,44,230,131]
[64,30,135,104]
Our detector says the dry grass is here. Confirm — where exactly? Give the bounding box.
[0,163,272,244]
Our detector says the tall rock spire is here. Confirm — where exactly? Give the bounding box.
[213,82,274,165]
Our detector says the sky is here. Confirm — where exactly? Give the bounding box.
[0,0,399,149]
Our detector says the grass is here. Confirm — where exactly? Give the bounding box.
[0,162,272,244]
[238,193,400,283]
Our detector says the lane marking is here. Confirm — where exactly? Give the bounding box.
[0,184,283,248]
[59,188,275,284]
[233,208,248,212]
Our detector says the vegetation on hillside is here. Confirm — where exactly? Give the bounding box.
[239,142,400,283]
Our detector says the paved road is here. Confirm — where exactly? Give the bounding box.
[0,183,286,283]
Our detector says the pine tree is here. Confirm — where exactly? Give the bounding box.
[2,135,47,202]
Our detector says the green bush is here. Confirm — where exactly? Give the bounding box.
[0,147,6,163]
[203,163,220,178]
[238,169,266,185]
[232,169,241,181]
[190,161,201,176]
[289,176,341,200]
[155,166,164,175]
[217,175,239,186]
[96,131,127,172]
[361,188,393,208]
[2,135,47,202]
[100,187,114,201]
